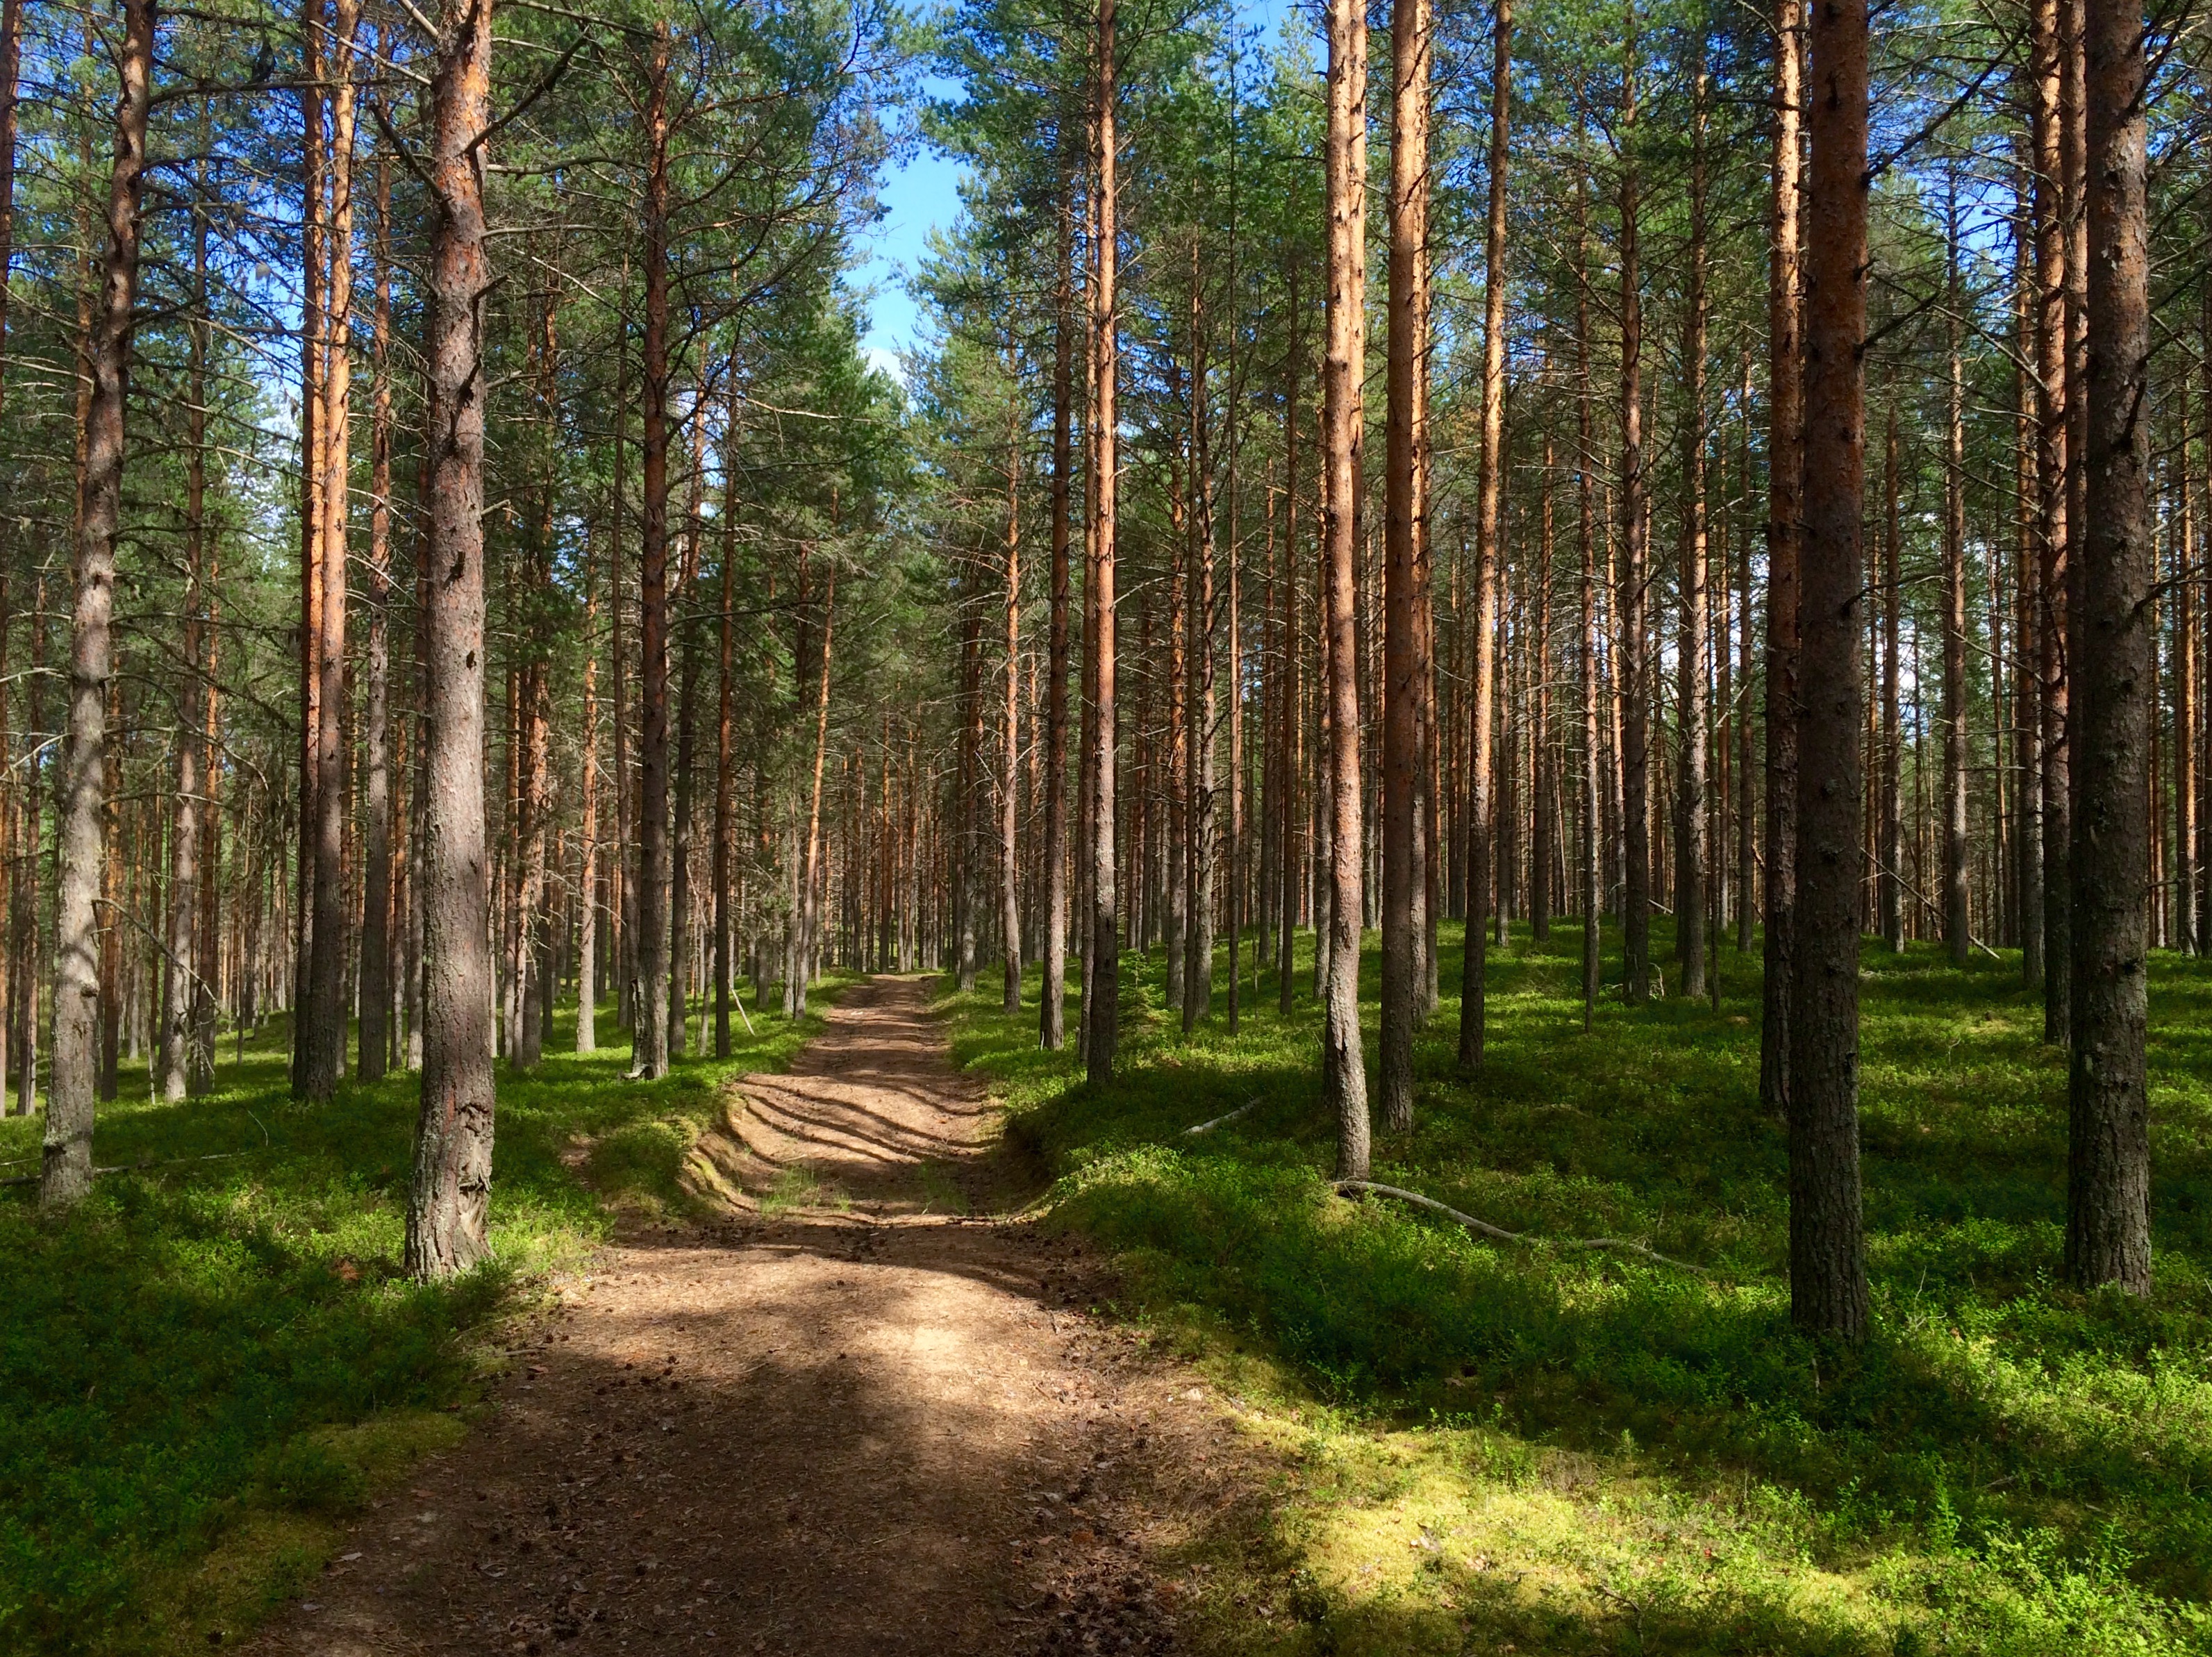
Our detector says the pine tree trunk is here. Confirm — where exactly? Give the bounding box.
[1673,56,1709,998]
[1042,166,1073,1048]
[1760,0,1806,1115]
[713,392,736,1056]
[632,26,674,1079]
[1279,285,1303,1012]
[1618,16,1651,1006]
[303,0,360,1100]
[293,1,325,1096]
[360,150,394,1081]
[1184,265,1217,1033]
[1083,0,1120,1081]
[1321,0,1369,1169]
[1879,403,1903,952]
[1381,0,1432,1124]
[1004,355,1024,1015]
[406,0,496,1277]
[1786,0,1871,1342]
[46,0,153,1210]
[1456,0,1508,1068]
[2065,0,2150,1292]
[1942,175,1972,965]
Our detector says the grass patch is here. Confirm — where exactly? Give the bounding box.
[0,983,844,1655]
[944,924,2212,1656]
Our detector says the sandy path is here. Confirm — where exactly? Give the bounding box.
[249,976,1243,1657]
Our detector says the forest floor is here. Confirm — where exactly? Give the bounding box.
[240,976,1279,1657]
[942,921,2212,1657]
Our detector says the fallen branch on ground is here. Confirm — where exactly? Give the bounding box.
[1182,1097,1261,1136]
[0,1149,260,1189]
[1330,1179,1708,1274]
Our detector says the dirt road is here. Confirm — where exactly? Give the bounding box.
[251,976,1247,1656]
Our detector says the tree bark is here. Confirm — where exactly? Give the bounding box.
[303,0,361,1100]
[1618,13,1650,1006]
[1004,347,1024,1015]
[1674,53,1709,999]
[1380,0,1432,1126]
[46,0,154,1210]
[713,385,738,1056]
[1042,165,1072,1049]
[360,147,394,1081]
[1457,0,1508,1068]
[1881,401,1903,952]
[293,0,325,1096]
[2065,0,2151,1292]
[406,0,497,1278]
[1786,0,1871,1342]
[1942,172,1972,965]
[632,25,674,1079]
[1761,0,1805,1116]
[1083,0,1120,1082]
[1321,0,1369,1169]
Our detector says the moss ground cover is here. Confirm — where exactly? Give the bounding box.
[945,924,2212,1656]
[0,987,842,1655]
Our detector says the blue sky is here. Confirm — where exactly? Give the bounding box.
[852,0,1304,381]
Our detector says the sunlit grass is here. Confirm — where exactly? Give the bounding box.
[0,981,847,1655]
[944,922,2212,1656]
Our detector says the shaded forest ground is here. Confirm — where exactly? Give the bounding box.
[946,919,2212,1656]
[0,984,845,1654]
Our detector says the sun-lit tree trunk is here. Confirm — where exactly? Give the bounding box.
[1279,276,1303,1013]
[1457,0,1508,1068]
[1380,0,1431,1126]
[631,24,673,1079]
[45,0,153,1210]
[1786,0,1871,1342]
[360,149,395,1081]
[303,0,361,1100]
[1042,165,1073,1049]
[2065,0,2150,1292]
[1942,174,1971,966]
[1083,0,1120,1081]
[1880,403,1903,952]
[1674,53,1709,999]
[578,513,600,1051]
[1761,0,1804,1114]
[1184,263,1217,1033]
[292,0,325,1095]
[1321,0,1369,1169]
[2177,405,2197,958]
[406,0,496,1277]
[796,567,836,1017]
[1003,356,1024,1015]
[713,388,737,1056]
[1617,11,1651,1006]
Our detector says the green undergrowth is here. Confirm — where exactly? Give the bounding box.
[0,982,843,1656]
[943,926,2212,1656]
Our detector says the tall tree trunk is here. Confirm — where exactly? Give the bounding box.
[713,387,737,1056]
[1761,0,1805,1116]
[1880,401,1903,952]
[1942,172,1972,965]
[578,512,600,1051]
[1083,0,1120,1081]
[406,0,496,1277]
[1533,438,1553,942]
[360,148,394,1081]
[631,24,673,1079]
[1577,169,1602,1029]
[1184,263,1216,1033]
[1456,0,1508,1068]
[1380,0,1432,1125]
[2065,0,2150,1292]
[1674,53,1710,998]
[797,567,836,1016]
[293,0,326,1095]
[1321,0,1369,1170]
[1004,352,1024,1015]
[304,0,361,1100]
[1042,165,1072,1049]
[1278,277,1303,1013]
[514,277,558,1071]
[45,0,153,1210]
[2177,399,2197,958]
[1786,0,1871,1342]
[1618,11,1650,1005]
